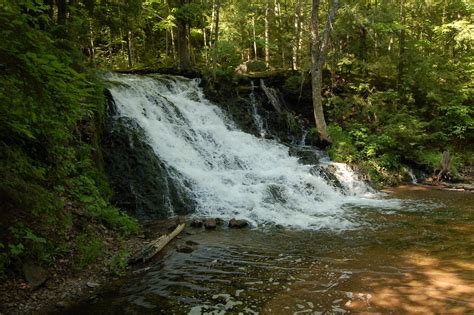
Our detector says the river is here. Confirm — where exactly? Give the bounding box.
[66,186,473,314]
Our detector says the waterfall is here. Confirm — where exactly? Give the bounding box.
[105,74,399,230]
[300,130,308,146]
[249,82,267,138]
[408,168,418,185]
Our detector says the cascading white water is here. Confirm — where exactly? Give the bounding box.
[249,82,267,138]
[408,168,418,185]
[105,74,400,230]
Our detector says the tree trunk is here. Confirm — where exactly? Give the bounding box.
[292,0,301,70]
[203,27,208,64]
[89,18,95,65]
[177,22,190,70]
[388,32,394,52]
[210,0,215,49]
[311,0,339,144]
[212,0,221,78]
[57,0,67,25]
[126,30,133,68]
[397,0,405,93]
[170,28,177,62]
[252,15,258,60]
[188,26,194,64]
[265,2,270,67]
[108,27,112,60]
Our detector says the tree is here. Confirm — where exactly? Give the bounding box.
[211,0,221,78]
[175,0,191,71]
[311,0,339,144]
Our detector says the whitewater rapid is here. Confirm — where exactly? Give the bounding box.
[105,74,400,230]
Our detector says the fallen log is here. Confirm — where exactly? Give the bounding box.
[129,223,185,264]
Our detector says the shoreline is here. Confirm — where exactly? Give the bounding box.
[1,182,472,314]
[0,219,180,314]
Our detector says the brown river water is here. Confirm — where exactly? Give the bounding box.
[66,186,473,314]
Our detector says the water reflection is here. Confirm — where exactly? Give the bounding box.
[66,187,473,314]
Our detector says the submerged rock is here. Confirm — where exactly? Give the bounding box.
[176,245,194,254]
[204,219,217,230]
[228,219,249,229]
[190,219,204,228]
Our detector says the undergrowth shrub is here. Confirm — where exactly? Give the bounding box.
[0,1,138,275]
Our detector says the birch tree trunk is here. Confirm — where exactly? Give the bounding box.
[127,30,133,68]
[212,0,221,78]
[292,0,301,70]
[89,18,95,65]
[210,0,215,52]
[311,0,339,144]
[252,15,258,60]
[265,2,270,67]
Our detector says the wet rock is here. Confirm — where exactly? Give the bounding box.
[56,301,69,309]
[22,263,48,289]
[86,281,100,288]
[228,219,249,229]
[101,114,195,219]
[190,219,204,228]
[185,240,199,246]
[132,267,151,275]
[176,245,194,254]
[204,219,217,229]
[215,218,224,225]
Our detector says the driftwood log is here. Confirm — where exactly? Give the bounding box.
[129,223,185,264]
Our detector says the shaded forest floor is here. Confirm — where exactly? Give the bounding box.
[0,219,182,314]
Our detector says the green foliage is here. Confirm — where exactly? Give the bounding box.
[109,248,130,276]
[175,3,206,28]
[74,231,103,270]
[0,242,8,276]
[67,175,139,234]
[7,224,57,265]
[245,60,268,73]
[327,125,359,164]
[0,0,139,274]
[283,75,303,95]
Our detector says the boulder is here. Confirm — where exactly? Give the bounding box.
[22,263,48,289]
[228,219,249,229]
[190,219,204,228]
[204,219,217,230]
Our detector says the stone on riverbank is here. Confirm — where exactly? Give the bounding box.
[228,219,249,228]
[204,219,217,229]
